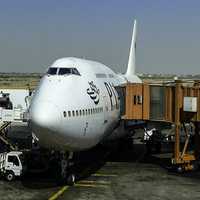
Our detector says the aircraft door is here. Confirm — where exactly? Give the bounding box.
[103,95,109,128]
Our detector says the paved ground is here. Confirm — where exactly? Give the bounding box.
[0,143,200,200]
[59,162,200,200]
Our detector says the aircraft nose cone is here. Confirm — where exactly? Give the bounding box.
[30,101,61,131]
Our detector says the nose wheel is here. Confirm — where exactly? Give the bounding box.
[60,151,76,185]
[66,174,76,186]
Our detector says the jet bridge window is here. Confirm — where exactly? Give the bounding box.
[58,68,81,76]
[47,68,58,75]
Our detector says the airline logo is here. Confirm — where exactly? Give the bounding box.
[87,81,100,105]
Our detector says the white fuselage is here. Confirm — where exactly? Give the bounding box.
[30,20,142,152]
[30,57,134,151]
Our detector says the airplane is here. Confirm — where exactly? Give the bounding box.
[30,20,142,183]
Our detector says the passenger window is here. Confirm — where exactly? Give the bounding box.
[63,111,66,117]
[86,109,88,115]
[83,110,85,115]
[76,110,78,116]
[88,109,90,115]
[80,110,82,116]
[72,111,75,117]
[68,111,71,117]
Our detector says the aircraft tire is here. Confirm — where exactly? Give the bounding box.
[67,174,76,186]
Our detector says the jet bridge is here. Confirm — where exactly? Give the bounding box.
[117,80,200,171]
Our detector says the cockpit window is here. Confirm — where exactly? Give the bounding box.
[47,68,58,75]
[58,68,80,76]
[47,67,81,76]
[58,68,72,75]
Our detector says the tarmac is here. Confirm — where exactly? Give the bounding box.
[0,141,200,200]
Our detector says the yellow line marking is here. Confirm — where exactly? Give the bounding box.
[75,183,108,188]
[48,185,69,200]
[78,180,111,185]
[92,173,118,177]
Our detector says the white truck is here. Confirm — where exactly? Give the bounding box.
[0,151,26,181]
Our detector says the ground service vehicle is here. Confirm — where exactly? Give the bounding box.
[0,151,25,181]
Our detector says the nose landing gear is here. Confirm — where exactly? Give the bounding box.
[66,173,76,186]
[60,151,76,186]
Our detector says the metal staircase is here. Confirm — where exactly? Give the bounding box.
[0,122,16,151]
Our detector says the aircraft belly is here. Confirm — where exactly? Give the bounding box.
[33,116,105,151]
[34,127,100,151]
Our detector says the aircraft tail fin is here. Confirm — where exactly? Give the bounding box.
[126,20,137,77]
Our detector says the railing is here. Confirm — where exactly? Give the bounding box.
[0,122,16,151]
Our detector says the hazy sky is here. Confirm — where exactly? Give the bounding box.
[0,0,200,74]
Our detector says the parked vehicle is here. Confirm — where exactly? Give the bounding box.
[0,151,26,181]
